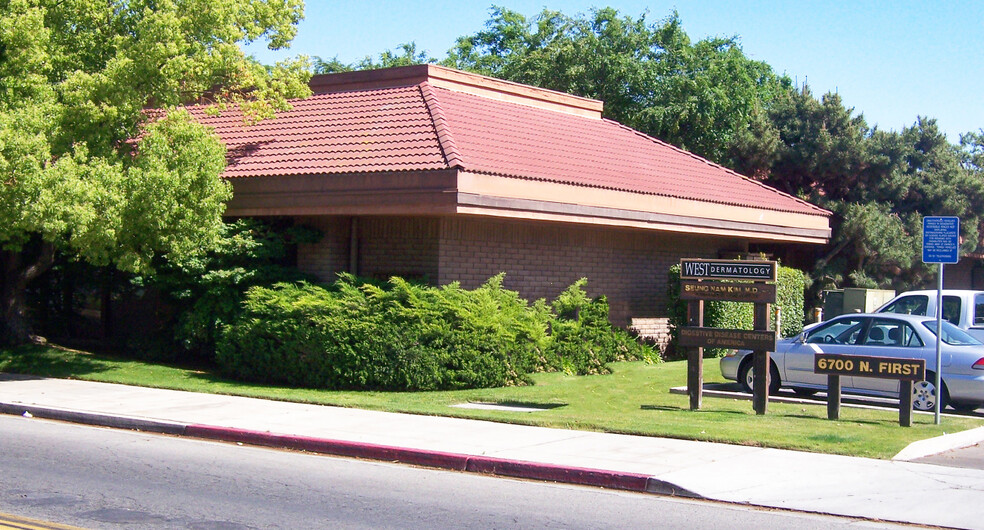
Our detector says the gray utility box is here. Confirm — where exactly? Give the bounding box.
[822,288,896,320]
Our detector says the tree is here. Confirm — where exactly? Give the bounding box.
[138,218,321,361]
[313,42,436,75]
[740,86,872,201]
[0,0,311,345]
[732,85,984,292]
[443,7,789,164]
[960,130,984,172]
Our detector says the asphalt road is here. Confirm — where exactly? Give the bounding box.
[0,415,906,529]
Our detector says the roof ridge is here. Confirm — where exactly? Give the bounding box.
[602,118,831,217]
[419,82,465,169]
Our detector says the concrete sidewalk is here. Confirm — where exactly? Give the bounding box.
[2,374,984,529]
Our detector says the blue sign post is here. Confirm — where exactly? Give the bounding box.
[923,216,960,424]
[923,216,960,265]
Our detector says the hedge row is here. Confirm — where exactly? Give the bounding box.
[216,275,658,391]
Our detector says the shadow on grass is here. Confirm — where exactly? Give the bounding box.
[490,401,566,409]
[640,404,747,415]
[785,413,886,427]
[0,344,113,378]
[807,433,866,443]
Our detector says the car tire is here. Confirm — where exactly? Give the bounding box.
[738,358,781,395]
[948,401,981,413]
[912,372,949,412]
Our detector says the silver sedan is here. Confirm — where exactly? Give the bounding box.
[719,313,984,411]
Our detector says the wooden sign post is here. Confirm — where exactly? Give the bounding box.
[679,259,778,414]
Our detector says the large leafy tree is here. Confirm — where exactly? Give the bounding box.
[0,0,311,344]
[443,6,788,164]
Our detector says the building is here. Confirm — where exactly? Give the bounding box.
[188,64,831,341]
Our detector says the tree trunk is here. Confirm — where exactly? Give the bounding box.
[813,237,851,276]
[1,243,56,346]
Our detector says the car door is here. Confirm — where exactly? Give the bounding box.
[849,317,924,394]
[781,315,867,388]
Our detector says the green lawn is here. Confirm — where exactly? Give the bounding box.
[2,344,981,459]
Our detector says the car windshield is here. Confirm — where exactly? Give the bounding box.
[805,317,865,345]
[922,320,983,345]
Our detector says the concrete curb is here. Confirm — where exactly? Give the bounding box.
[0,402,187,435]
[185,424,701,498]
[892,425,984,461]
[0,402,700,499]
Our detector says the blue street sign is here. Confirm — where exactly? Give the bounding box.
[922,216,959,264]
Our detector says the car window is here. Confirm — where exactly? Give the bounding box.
[880,295,928,316]
[806,317,866,345]
[862,319,922,347]
[942,296,961,325]
[975,294,984,326]
[923,320,983,346]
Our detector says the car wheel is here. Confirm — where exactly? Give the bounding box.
[912,372,949,412]
[738,359,781,395]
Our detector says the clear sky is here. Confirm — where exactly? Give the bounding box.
[243,1,983,142]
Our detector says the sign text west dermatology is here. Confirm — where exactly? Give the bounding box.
[679,259,777,282]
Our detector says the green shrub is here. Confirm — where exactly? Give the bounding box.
[218,275,551,390]
[217,275,656,390]
[666,263,807,359]
[547,279,655,374]
[776,266,806,338]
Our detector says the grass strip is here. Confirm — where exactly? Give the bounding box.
[2,344,981,459]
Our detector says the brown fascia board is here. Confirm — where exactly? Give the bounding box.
[309,64,604,119]
[455,194,831,244]
[224,169,830,244]
[455,171,831,243]
[224,170,460,217]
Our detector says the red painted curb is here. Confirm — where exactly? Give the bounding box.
[466,455,652,491]
[185,424,667,494]
[186,424,471,471]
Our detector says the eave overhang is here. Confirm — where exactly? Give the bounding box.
[226,170,831,245]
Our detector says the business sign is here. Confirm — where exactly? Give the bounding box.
[922,216,959,264]
[679,327,777,351]
[814,354,925,381]
[679,259,777,282]
[679,280,776,303]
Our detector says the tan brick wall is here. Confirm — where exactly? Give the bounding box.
[358,217,440,282]
[296,216,351,281]
[436,217,721,326]
[630,317,672,348]
[297,215,730,328]
[297,216,440,282]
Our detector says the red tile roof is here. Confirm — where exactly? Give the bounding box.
[187,68,828,217]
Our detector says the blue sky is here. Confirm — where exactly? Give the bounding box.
[243,1,983,142]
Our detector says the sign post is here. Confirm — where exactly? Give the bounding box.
[922,216,959,425]
[679,259,777,414]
